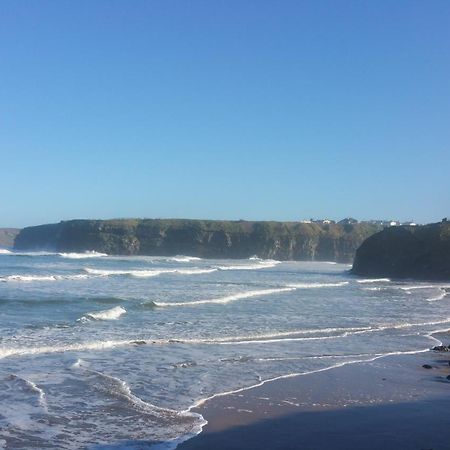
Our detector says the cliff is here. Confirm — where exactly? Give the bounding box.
[0,228,20,248]
[352,221,450,281]
[13,219,382,263]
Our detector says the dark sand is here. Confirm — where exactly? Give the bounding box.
[179,350,450,450]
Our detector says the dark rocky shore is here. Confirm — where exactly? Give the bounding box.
[13,219,381,262]
[352,220,450,281]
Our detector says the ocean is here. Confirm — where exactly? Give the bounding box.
[0,250,449,449]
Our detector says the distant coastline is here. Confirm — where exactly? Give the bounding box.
[12,218,383,263]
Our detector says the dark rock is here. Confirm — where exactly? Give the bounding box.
[432,345,449,352]
[131,340,147,345]
[422,364,433,369]
[447,375,450,381]
[13,219,382,262]
[352,222,450,281]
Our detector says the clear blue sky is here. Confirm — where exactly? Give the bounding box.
[1,1,449,227]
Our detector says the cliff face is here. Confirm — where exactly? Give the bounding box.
[0,228,20,248]
[14,219,382,263]
[352,221,450,281]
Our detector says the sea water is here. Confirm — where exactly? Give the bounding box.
[0,251,449,449]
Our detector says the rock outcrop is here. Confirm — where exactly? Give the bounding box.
[0,228,20,248]
[14,219,382,263]
[352,221,450,281]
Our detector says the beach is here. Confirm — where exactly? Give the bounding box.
[180,346,450,450]
[1,254,449,448]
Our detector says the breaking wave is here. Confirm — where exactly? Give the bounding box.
[0,273,90,282]
[80,306,127,322]
[356,278,391,283]
[84,267,217,277]
[1,275,58,282]
[0,248,12,254]
[155,282,349,308]
[168,256,202,263]
[288,281,349,289]
[58,251,108,259]
[154,287,295,307]
[427,288,448,302]
[0,339,133,359]
[216,260,280,271]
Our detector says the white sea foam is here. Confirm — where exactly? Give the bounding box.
[1,374,49,429]
[174,268,217,275]
[427,289,447,302]
[74,367,207,450]
[216,260,281,271]
[58,251,108,259]
[0,339,133,359]
[1,275,57,282]
[356,278,391,283]
[399,285,435,291]
[84,267,217,278]
[169,256,202,262]
[199,326,372,344]
[287,281,349,289]
[155,282,349,308]
[155,287,295,307]
[7,251,57,257]
[0,248,12,254]
[81,306,127,321]
[194,318,450,345]
[84,267,160,277]
[14,375,47,410]
[71,358,85,368]
[356,317,450,333]
[0,273,91,282]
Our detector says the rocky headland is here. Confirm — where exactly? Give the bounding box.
[13,219,382,263]
[352,220,450,281]
[0,228,20,248]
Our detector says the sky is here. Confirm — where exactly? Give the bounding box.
[1,1,449,228]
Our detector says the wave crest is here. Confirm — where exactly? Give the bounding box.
[58,251,108,259]
[80,306,127,321]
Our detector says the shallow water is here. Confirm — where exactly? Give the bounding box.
[0,251,449,449]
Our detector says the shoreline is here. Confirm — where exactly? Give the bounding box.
[177,334,450,450]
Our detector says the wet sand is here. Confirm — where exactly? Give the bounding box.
[179,349,450,450]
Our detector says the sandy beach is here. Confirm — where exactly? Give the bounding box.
[179,341,450,450]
